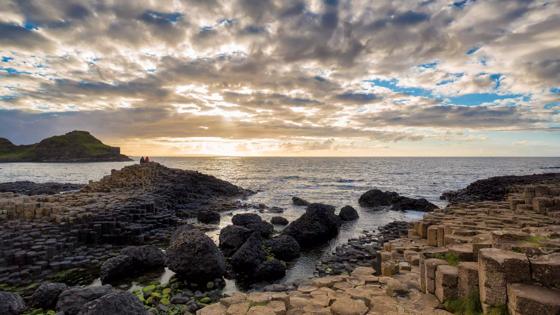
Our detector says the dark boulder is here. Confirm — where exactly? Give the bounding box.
[358,189,437,212]
[232,213,273,238]
[270,216,289,226]
[230,234,266,273]
[282,203,341,248]
[232,213,262,226]
[100,255,135,283]
[120,245,165,268]
[166,226,226,282]
[292,196,310,206]
[197,210,220,224]
[339,205,359,221]
[219,225,252,257]
[265,235,300,261]
[78,291,148,315]
[57,285,114,315]
[30,282,68,309]
[255,259,287,281]
[0,291,26,315]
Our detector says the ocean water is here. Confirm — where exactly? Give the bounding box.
[2,157,560,288]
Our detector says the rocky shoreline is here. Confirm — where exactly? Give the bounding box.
[1,165,558,315]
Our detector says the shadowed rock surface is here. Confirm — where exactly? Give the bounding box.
[339,205,359,221]
[166,226,226,282]
[282,203,341,248]
[219,225,253,257]
[56,285,114,315]
[0,291,26,315]
[30,282,68,309]
[78,291,148,315]
[359,189,438,211]
[0,181,84,195]
[441,173,560,203]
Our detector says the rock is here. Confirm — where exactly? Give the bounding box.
[265,235,301,261]
[339,205,359,221]
[231,213,273,238]
[0,291,26,315]
[282,203,341,248]
[507,283,560,315]
[0,181,84,195]
[57,285,114,315]
[358,189,437,211]
[120,245,165,269]
[255,259,287,281]
[270,216,289,225]
[100,255,135,283]
[78,291,148,315]
[232,213,262,226]
[198,210,221,224]
[197,303,227,315]
[30,282,68,309]
[330,297,368,315]
[219,225,253,257]
[292,196,310,206]
[166,226,226,283]
[230,234,266,273]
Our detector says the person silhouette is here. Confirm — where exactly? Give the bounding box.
[145,156,150,163]
[140,156,145,164]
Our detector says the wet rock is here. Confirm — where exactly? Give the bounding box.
[0,291,26,315]
[197,210,220,224]
[100,255,135,283]
[219,225,253,257]
[270,216,289,226]
[255,259,287,281]
[30,282,68,309]
[339,205,359,221]
[230,234,267,273]
[57,285,114,315]
[232,213,273,238]
[358,189,437,212]
[265,235,300,261]
[78,291,148,315]
[121,245,165,269]
[166,226,226,283]
[292,196,310,206]
[0,181,84,195]
[282,203,341,248]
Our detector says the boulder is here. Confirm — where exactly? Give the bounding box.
[78,291,148,315]
[265,235,301,261]
[339,205,359,221]
[292,196,310,206]
[166,226,226,282]
[232,213,273,237]
[230,234,267,273]
[100,255,135,283]
[255,259,287,281]
[219,225,253,257]
[232,213,262,226]
[358,189,437,211]
[0,291,26,315]
[197,210,220,224]
[282,203,341,248]
[30,282,68,309]
[57,285,114,315]
[270,216,289,226]
[120,245,165,269]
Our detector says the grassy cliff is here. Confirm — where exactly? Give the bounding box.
[0,131,132,162]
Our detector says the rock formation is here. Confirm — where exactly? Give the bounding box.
[359,189,438,211]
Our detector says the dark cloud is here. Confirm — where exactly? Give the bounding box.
[0,23,52,50]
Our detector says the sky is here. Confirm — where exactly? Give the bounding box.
[0,0,559,157]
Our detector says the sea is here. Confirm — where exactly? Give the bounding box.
[1,157,559,289]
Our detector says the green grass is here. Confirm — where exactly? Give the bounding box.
[434,252,460,266]
[487,304,509,315]
[524,235,548,246]
[443,291,483,315]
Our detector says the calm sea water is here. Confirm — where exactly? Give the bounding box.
[2,157,559,288]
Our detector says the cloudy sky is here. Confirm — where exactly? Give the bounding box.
[0,0,559,156]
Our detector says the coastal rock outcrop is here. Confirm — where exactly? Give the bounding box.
[231,213,273,238]
[0,181,84,195]
[219,225,253,257]
[270,216,289,225]
[197,210,220,224]
[57,285,114,315]
[359,189,437,211]
[230,234,267,273]
[0,291,26,315]
[265,235,301,261]
[100,255,135,283]
[78,291,148,315]
[255,259,287,281]
[292,196,310,206]
[30,282,68,309]
[120,245,165,269]
[282,203,341,248]
[166,226,226,282]
[339,205,359,221]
